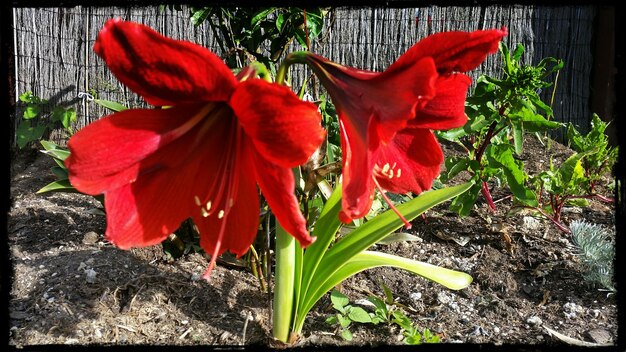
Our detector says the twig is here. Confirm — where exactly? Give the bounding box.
[179,327,193,340]
[543,325,612,347]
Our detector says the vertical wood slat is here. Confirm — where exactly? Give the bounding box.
[13,5,598,145]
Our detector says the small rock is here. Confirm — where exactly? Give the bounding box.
[493,326,500,334]
[586,328,613,344]
[85,268,97,284]
[82,231,99,245]
[526,316,542,326]
[521,216,541,230]
[437,292,452,305]
[409,292,422,302]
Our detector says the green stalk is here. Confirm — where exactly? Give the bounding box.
[272,222,296,342]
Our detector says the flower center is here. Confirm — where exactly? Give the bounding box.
[190,104,245,280]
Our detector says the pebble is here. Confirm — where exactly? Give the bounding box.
[409,292,422,301]
[82,231,99,245]
[85,268,97,284]
[521,216,541,230]
[526,316,542,326]
[437,292,452,305]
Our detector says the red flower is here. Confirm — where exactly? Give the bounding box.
[301,28,507,225]
[65,19,325,278]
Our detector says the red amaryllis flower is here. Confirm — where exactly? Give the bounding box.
[300,28,507,225]
[65,19,325,278]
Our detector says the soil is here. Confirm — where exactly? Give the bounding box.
[6,136,619,350]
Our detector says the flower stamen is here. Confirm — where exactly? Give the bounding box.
[371,175,412,229]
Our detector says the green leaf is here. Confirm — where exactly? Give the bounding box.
[486,144,537,205]
[250,8,276,26]
[381,282,394,305]
[512,122,524,155]
[23,105,41,119]
[330,289,349,310]
[325,315,338,325]
[294,183,471,334]
[450,182,480,216]
[347,307,372,323]
[39,142,70,161]
[391,310,413,330]
[51,107,76,131]
[93,99,128,112]
[376,232,422,245]
[16,122,46,149]
[337,314,351,328]
[50,166,69,180]
[559,149,596,185]
[367,295,387,314]
[340,328,353,341]
[36,179,77,194]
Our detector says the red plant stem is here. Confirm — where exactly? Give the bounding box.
[474,121,497,163]
[481,181,497,211]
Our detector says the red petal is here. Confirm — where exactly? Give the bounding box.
[374,129,443,195]
[388,28,507,75]
[102,120,229,248]
[338,115,378,223]
[194,140,260,258]
[94,19,237,106]
[230,79,325,168]
[408,73,471,130]
[252,150,315,247]
[305,54,437,144]
[65,104,219,195]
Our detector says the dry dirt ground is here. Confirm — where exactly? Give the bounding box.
[6,136,619,350]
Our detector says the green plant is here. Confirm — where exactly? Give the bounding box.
[326,283,440,344]
[273,182,473,343]
[180,7,329,71]
[325,289,375,341]
[570,220,615,292]
[16,91,77,149]
[438,42,563,215]
[518,115,617,233]
[567,114,618,199]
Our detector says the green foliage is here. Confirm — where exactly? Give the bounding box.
[570,220,615,292]
[325,284,440,344]
[325,289,373,341]
[273,182,473,342]
[437,43,563,215]
[566,114,618,193]
[179,7,329,70]
[16,91,77,149]
[524,116,616,232]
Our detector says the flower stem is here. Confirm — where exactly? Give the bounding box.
[272,222,296,343]
[481,181,497,211]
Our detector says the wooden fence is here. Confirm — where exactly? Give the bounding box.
[12,5,598,145]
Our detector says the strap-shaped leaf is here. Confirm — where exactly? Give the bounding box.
[297,182,471,325]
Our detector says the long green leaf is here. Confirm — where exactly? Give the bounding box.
[297,185,343,310]
[294,250,472,333]
[297,182,471,328]
[93,99,128,112]
[36,179,78,194]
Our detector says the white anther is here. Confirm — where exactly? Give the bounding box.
[194,196,202,206]
[218,210,225,219]
[201,208,210,217]
[206,201,212,211]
